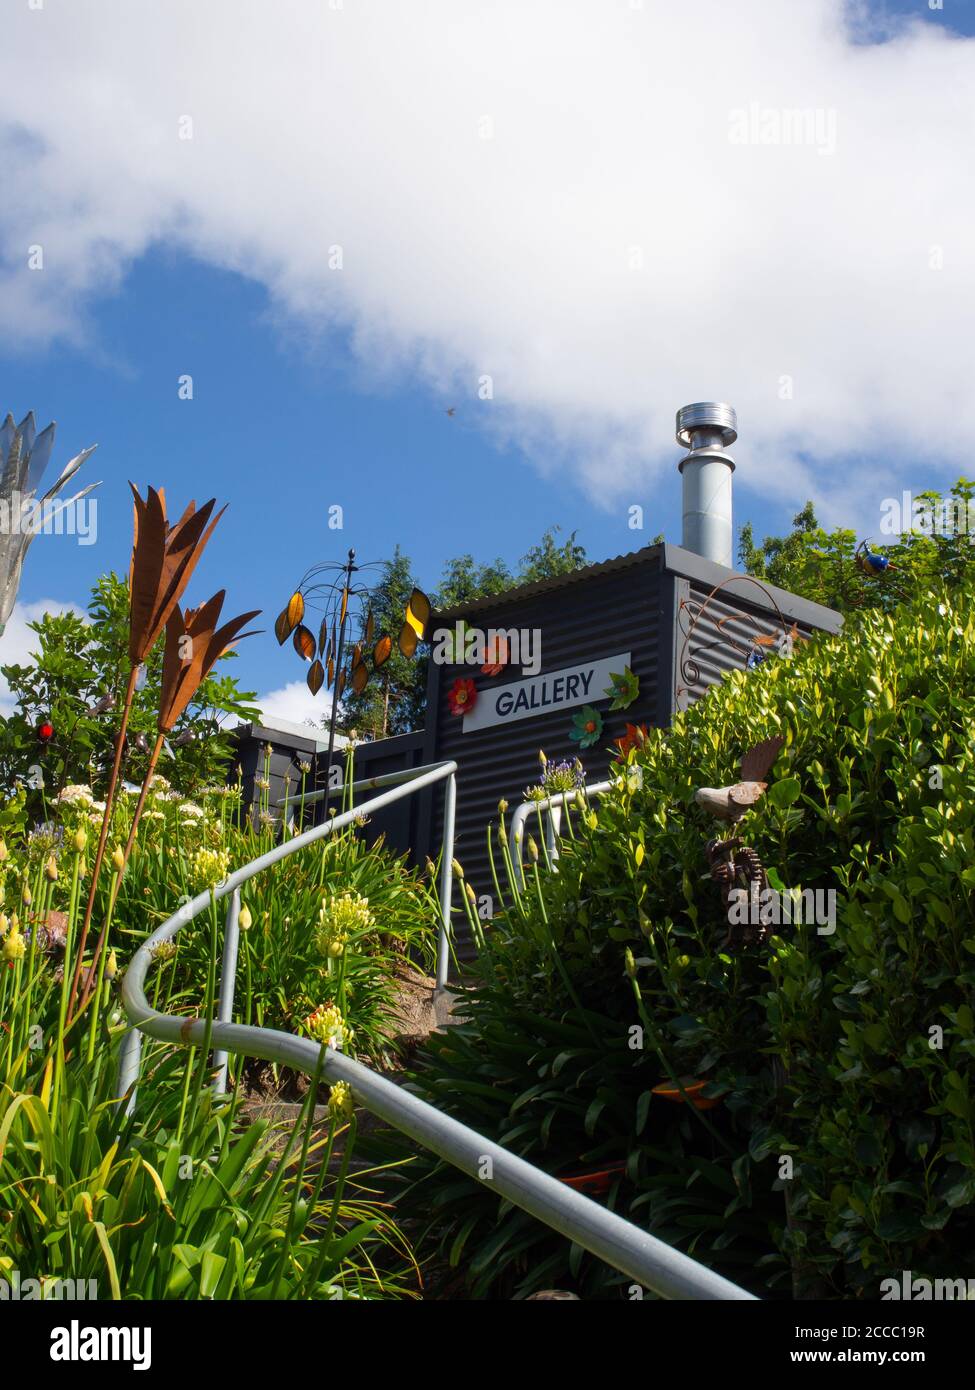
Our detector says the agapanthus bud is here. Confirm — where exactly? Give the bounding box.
[45,855,58,882]
[106,950,118,979]
[451,859,465,879]
[21,883,31,906]
[238,904,253,931]
[112,846,125,872]
[526,835,539,862]
[3,930,26,962]
[74,827,88,852]
[328,1080,354,1121]
[624,948,637,979]
[0,839,8,862]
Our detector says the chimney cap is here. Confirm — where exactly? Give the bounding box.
[676,402,737,451]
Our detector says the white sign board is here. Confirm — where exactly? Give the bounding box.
[462,652,631,734]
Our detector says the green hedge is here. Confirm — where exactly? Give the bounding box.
[384,586,975,1299]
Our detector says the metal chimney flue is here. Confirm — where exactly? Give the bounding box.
[676,402,737,569]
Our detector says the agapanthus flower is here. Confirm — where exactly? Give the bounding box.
[314,892,373,958]
[56,784,95,807]
[304,1003,352,1050]
[190,846,231,891]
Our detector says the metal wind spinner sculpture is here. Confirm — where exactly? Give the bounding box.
[274,547,431,783]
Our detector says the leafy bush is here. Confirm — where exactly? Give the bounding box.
[381,584,975,1299]
[0,778,424,1298]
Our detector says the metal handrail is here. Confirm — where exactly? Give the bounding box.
[118,761,755,1300]
[510,780,612,887]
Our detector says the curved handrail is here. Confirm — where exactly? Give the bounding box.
[510,780,612,887]
[118,761,755,1300]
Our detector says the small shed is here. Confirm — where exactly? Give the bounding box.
[420,541,842,908]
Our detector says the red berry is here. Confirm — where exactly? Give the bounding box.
[37,721,54,743]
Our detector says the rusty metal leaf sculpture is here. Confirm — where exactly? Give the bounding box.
[128,485,225,665]
[374,634,392,668]
[740,735,785,783]
[307,659,325,695]
[318,617,329,657]
[352,641,362,668]
[159,593,261,731]
[398,621,418,659]
[293,624,316,661]
[287,591,304,628]
[366,610,375,645]
[274,607,294,646]
[351,661,368,695]
[404,587,431,641]
[336,667,347,700]
[340,587,349,624]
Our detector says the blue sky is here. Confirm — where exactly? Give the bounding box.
[1,0,971,722]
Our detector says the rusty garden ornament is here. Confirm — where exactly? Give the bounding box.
[693,735,784,824]
[69,485,225,1018]
[75,592,260,1011]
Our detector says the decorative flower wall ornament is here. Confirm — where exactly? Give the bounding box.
[569,704,602,749]
[603,666,639,711]
[480,634,509,676]
[448,676,477,716]
[613,722,650,759]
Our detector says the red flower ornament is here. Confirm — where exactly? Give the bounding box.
[613,723,650,760]
[448,677,478,716]
[36,719,54,744]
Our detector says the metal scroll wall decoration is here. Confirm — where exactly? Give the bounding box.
[274,547,431,791]
[675,575,805,709]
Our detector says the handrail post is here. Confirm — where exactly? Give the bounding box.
[115,1026,142,1118]
[212,887,241,1094]
[545,803,562,866]
[436,772,456,991]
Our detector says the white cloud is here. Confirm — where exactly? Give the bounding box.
[2,1,973,525]
[0,598,87,716]
[256,680,332,730]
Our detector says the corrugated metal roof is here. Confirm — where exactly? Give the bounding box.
[434,544,665,622]
[433,540,843,636]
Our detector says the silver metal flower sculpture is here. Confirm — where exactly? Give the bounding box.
[0,412,99,638]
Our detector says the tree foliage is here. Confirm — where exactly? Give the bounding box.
[739,480,975,614]
[0,572,259,799]
[339,529,589,739]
